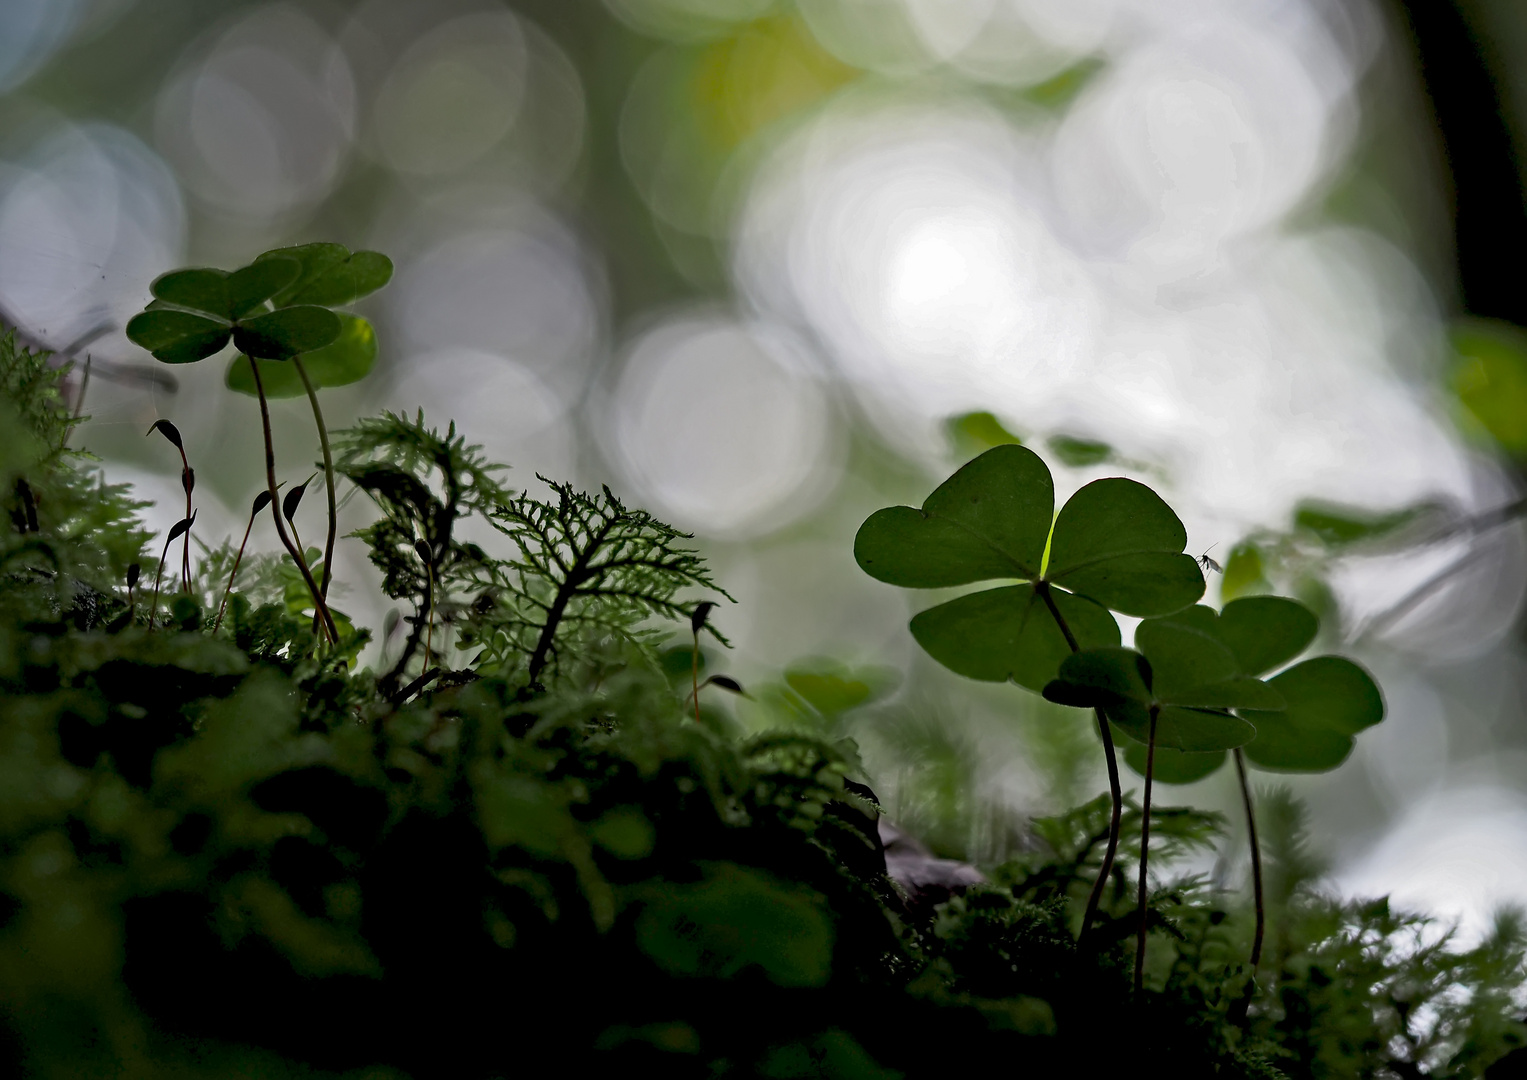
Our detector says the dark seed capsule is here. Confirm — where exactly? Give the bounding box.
[282,475,314,522]
[167,509,197,542]
[145,418,183,449]
[126,563,140,588]
[252,489,273,515]
[182,466,195,495]
[707,675,744,695]
[414,540,432,565]
[691,601,716,635]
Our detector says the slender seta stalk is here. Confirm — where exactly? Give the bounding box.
[1135,705,1160,994]
[247,358,338,642]
[147,513,192,630]
[1036,581,1125,940]
[213,491,272,633]
[692,632,702,723]
[423,564,435,671]
[292,356,338,602]
[147,537,171,631]
[1228,747,1266,1024]
[180,458,194,592]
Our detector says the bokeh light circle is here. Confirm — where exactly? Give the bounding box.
[607,313,839,537]
[0,120,185,358]
[154,5,356,221]
[394,209,601,404]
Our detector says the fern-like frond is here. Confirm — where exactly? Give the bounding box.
[468,478,732,687]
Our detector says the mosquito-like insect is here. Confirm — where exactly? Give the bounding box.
[1197,545,1223,575]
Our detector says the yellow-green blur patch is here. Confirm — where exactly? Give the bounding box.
[691,15,858,151]
[1450,318,1527,456]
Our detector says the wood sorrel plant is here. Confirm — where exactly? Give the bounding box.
[855,445,1384,993]
[125,243,391,642]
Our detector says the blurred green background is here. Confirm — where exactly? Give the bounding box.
[8,0,1527,935]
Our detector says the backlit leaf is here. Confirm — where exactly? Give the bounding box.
[150,267,229,317]
[1215,595,1317,676]
[262,243,395,307]
[126,309,231,364]
[854,444,1054,587]
[226,355,305,398]
[911,583,1119,691]
[226,315,376,397]
[226,255,300,319]
[1241,715,1353,772]
[1042,647,1151,709]
[1123,742,1228,785]
[1242,656,1384,772]
[1111,704,1255,753]
[1256,656,1383,736]
[1133,621,1238,701]
[232,306,341,361]
[1046,477,1203,615]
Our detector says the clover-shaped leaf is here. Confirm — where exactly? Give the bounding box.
[855,445,1204,692]
[148,256,301,321]
[1121,742,1228,785]
[1110,595,1383,782]
[230,306,341,361]
[125,309,232,364]
[258,243,394,308]
[1042,643,1261,752]
[854,444,1053,586]
[1241,656,1384,772]
[1213,596,1318,676]
[128,253,348,365]
[1043,478,1204,614]
[911,584,1120,690]
[227,314,378,398]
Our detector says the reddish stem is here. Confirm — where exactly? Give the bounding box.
[1036,580,1124,940]
[247,358,337,642]
[1135,705,1160,994]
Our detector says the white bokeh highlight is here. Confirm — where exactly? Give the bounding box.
[154,5,356,221]
[606,313,839,537]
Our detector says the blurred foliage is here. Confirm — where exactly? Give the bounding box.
[1450,318,1527,458]
[944,410,1024,458]
[2,334,1526,1077]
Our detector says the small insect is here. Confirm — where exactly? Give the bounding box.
[1197,545,1222,575]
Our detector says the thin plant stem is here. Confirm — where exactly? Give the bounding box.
[147,533,175,631]
[1036,581,1124,940]
[180,450,193,593]
[72,355,91,420]
[213,512,258,634]
[1228,747,1266,1024]
[692,632,702,723]
[423,564,435,672]
[289,520,309,568]
[1135,705,1159,995]
[247,357,337,642]
[292,356,337,601]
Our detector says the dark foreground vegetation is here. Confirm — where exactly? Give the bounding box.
[4,280,1527,1077]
